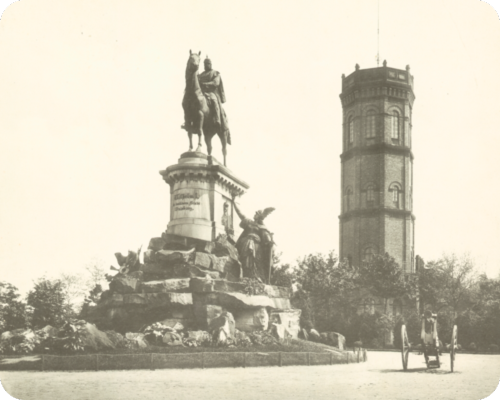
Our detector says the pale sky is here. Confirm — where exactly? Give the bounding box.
[0,0,499,295]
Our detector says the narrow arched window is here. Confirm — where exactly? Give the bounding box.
[363,247,376,262]
[391,111,400,139]
[366,110,376,138]
[348,117,354,144]
[366,184,375,206]
[392,187,400,208]
[345,188,353,211]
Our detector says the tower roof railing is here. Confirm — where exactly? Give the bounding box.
[341,64,414,94]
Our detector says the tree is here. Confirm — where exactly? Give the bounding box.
[0,282,27,333]
[358,253,417,314]
[270,252,294,288]
[469,274,500,348]
[293,251,361,332]
[84,258,108,290]
[60,273,86,314]
[419,254,477,317]
[27,278,71,329]
[59,259,108,314]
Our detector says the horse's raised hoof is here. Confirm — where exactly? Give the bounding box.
[195,145,202,152]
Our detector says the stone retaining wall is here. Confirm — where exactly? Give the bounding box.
[5,349,368,371]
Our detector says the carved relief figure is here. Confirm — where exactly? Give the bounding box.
[221,201,233,235]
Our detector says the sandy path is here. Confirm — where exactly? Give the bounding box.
[1,351,499,400]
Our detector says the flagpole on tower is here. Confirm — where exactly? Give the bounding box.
[377,0,380,67]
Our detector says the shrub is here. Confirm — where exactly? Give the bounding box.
[0,329,43,355]
[48,320,87,353]
[105,331,127,348]
[393,311,421,350]
[488,344,499,353]
[369,338,383,349]
[247,331,280,346]
[143,323,178,345]
[234,330,253,347]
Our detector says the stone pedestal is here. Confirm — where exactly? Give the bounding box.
[160,152,249,242]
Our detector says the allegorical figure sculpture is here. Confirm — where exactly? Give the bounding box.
[232,197,275,283]
[181,50,231,166]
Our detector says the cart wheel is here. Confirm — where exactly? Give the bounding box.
[401,324,410,371]
[450,325,457,372]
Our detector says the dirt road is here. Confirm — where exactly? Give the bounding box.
[1,351,499,400]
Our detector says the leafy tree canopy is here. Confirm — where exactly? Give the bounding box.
[27,278,72,329]
[0,282,27,333]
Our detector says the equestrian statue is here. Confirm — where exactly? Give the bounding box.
[181,50,231,166]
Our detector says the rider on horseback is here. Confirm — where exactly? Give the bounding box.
[181,52,231,166]
[198,57,231,145]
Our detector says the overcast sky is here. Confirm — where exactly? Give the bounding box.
[0,0,499,294]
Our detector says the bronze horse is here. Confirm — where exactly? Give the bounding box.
[181,50,229,166]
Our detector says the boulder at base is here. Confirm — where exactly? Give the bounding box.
[81,323,115,350]
[269,309,301,339]
[209,311,235,344]
[125,332,148,348]
[193,304,224,330]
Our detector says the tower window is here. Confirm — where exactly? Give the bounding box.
[392,187,400,208]
[391,111,400,139]
[365,110,376,138]
[389,183,402,209]
[366,184,375,207]
[348,117,354,144]
[363,246,376,262]
[345,187,353,212]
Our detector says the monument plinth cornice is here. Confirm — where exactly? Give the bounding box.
[160,153,249,196]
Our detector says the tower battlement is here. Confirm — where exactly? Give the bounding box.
[340,63,415,108]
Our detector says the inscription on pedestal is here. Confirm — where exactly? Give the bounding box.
[173,192,201,212]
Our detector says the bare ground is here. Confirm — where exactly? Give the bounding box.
[1,351,499,400]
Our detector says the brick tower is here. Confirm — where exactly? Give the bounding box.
[339,61,415,272]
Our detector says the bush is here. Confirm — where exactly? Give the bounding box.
[393,310,420,349]
[369,338,383,349]
[0,329,44,355]
[143,322,177,345]
[105,331,127,348]
[488,344,499,353]
[46,320,87,354]
[247,331,280,346]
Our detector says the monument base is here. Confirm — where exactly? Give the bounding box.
[160,152,249,242]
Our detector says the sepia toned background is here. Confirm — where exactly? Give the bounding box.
[0,0,499,297]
